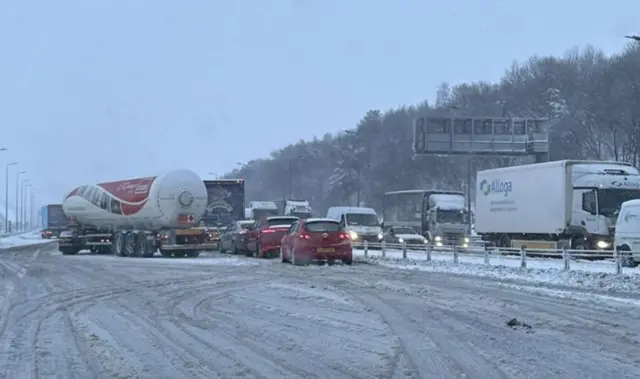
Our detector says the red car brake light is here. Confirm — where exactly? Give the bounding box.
[299,233,311,240]
[339,233,350,240]
[262,229,276,234]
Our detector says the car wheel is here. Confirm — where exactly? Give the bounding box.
[280,246,286,263]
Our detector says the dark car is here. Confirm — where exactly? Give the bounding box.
[219,220,255,254]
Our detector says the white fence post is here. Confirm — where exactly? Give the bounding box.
[453,245,459,264]
[402,241,407,259]
[484,247,490,266]
[614,246,622,275]
[381,240,386,258]
[426,243,432,261]
[363,240,368,257]
[520,246,527,269]
[562,246,570,271]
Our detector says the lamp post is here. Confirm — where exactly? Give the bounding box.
[18,178,28,231]
[5,162,17,232]
[208,172,219,179]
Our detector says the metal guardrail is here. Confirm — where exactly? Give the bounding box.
[353,241,639,275]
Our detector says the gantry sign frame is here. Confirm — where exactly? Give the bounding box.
[412,115,551,229]
[413,116,550,161]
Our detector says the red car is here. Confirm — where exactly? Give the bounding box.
[245,216,299,258]
[280,218,352,265]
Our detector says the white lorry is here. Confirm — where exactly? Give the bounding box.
[475,160,640,251]
[382,190,471,247]
[276,199,312,218]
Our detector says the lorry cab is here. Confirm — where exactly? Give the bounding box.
[326,206,383,243]
[249,201,278,220]
[614,199,640,267]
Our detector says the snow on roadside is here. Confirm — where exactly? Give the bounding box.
[117,255,263,266]
[0,231,51,249]
[356,252,640,293]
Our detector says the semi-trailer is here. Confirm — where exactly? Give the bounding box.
[59,169,208,257]
[475,160,640,251]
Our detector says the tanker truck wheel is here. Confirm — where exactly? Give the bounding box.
[124,232,136,257]
[142,235,156,258]
[131,233,147,257]
[112,232,125,257]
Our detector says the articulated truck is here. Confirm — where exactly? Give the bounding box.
[475,160,640,251]
[59,169,208,257]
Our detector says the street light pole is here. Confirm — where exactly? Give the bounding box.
[5,162,17,232]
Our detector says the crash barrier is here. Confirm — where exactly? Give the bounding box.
[352,241,639,275]
[0,239,58,253]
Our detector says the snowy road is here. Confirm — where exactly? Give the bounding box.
[1,244,640,378]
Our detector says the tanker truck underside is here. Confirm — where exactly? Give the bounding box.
[58,225,206,258]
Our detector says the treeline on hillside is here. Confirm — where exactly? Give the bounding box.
[224,43,640,215]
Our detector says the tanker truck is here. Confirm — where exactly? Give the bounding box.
[59,169,208,258]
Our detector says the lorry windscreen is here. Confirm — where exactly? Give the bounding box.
[436,209,467,224]
[599,189,640,216]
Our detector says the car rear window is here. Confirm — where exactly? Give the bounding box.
[267,218,297,227]
[239,223,252,229]
[305,221,341,232]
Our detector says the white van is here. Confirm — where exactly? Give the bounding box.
[326,206,383,243]
[614,199,640,267]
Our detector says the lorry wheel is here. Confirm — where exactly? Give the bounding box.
[124,232,137,257]
[60,248,78,255]
[159,249,172,257]
[174,251,186,258]
[186,251,199,258]
[113,232,125,257]
[142,238,155,258]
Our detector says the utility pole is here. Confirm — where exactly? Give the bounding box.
[287,159,293,198]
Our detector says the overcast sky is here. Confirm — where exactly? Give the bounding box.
[1,0,638,207]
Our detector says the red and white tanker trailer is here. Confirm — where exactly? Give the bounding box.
[58,169,212,257]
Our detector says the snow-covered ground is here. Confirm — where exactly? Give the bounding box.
[1,245,640,378]
[0,230,50,249]
[354,247,640,293]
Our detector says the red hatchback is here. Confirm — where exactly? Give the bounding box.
[280,218,352,265]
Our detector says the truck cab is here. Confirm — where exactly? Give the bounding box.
[423,194,470,247]
[249,201,279,221]
[278,199,313,219]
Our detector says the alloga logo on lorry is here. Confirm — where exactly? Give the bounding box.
[479,179,512,197]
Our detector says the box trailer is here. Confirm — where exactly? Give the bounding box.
[476,160,640,250]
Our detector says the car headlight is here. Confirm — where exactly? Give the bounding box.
[464,237,470,243]
[596,240,610,249]
[398,238,404,243]
[422,238,428,243]
[434,236,442,242]
[349,231,358,240]
[377,233,383,240]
